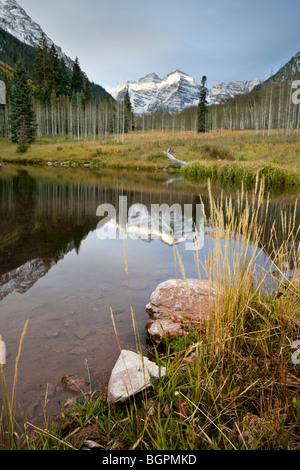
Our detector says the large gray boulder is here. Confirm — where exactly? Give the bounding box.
[107,350,166,403]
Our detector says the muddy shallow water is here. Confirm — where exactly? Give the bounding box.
[0,165,298,426]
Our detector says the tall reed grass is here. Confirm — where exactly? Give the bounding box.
[0,321,29,450]
[193,178,299,357]
[181,161,300,193]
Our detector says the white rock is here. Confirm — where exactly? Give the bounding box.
[107,350,166,403]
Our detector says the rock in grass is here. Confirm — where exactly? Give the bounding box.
[146,279,217,339]
[107,350,166,403]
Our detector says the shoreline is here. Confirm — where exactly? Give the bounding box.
[0,131,299,193]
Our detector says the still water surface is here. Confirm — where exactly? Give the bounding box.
[0,165,298,425]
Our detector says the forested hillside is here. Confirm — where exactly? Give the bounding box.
[0,26,111,102]
[0,27,126,139]
[0,26,36,73]
[266,52,300,84]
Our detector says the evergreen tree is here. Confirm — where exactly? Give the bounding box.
[84,79,92,103]
[32,35,71,101]
[48,47,71,97]
[71,57,84,95]
[123,88,134,133]
[57,58,71,96]
[9,61,36,151]
[48,45,60,93]
[197,75,208,133]
[32,33,51,103]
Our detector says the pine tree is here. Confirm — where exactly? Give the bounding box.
[84,79,92,103]
[9,61,36,151]
[197,75,208,133]
[32,33,51,103]
[32,34,71,102]
[71,57,84,95]
[123,88,134,133]
[57,58,71,97]
[48,45,61,93]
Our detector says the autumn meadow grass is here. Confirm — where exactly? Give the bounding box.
[0,129,299,166]
[1,175,299,450]
[1,130,299,197]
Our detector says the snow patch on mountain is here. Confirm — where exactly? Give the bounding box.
[208,78,263,105]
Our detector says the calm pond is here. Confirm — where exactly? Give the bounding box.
[0,164,299,425]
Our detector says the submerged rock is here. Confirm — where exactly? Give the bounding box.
[146,279,217,339]
[75,326,94,340]
[107,350,166,403]
[61,375,90,394]
[45,330,60,339]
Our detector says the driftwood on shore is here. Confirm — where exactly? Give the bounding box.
[164,148,187,167]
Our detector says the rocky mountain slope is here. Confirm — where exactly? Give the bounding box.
[266,51,300,83]
[0,0,73,67]
[0,0,112,102]
[208,78,263,105]
[109,72,263,114]
[109,71,200,114]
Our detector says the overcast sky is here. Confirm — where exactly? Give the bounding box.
[20,0,300,91]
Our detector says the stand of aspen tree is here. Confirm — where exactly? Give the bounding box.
[0,81,299,139]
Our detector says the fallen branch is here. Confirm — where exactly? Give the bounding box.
[164,148,187,167]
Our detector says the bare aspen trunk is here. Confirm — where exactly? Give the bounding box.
[268,87,273,137]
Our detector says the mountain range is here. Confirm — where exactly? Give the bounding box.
[109,73,264,114]
[109,49,300,114]
[109,71,201,114]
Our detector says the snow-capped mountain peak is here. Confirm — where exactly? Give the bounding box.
[166,70,197,85]
[138,73,162,84]
[109,70,201,114]
[0,0,73,67]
